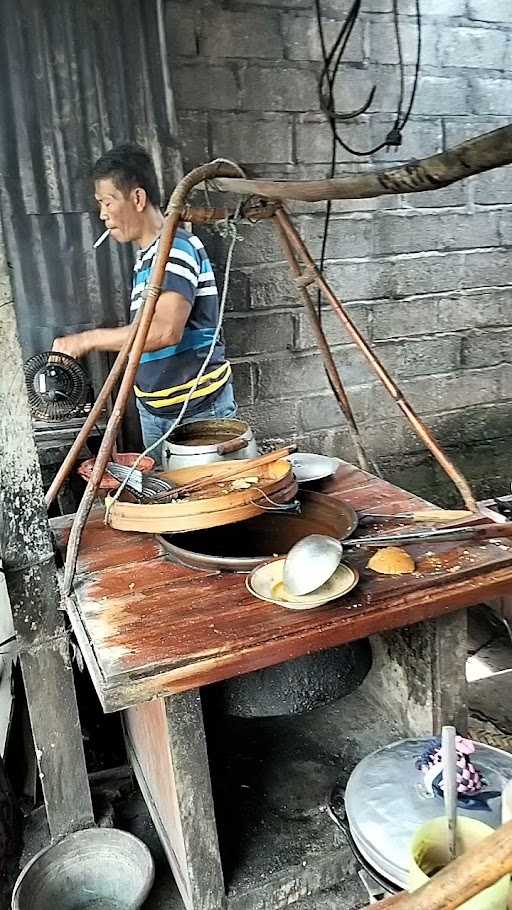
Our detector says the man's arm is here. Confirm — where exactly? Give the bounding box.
[52,291,192,359]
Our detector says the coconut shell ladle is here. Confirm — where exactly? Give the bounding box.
[283,521,512,597]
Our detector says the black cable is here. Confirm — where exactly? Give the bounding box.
[0,635,15,650]
[313,1,422,295]
[316,143,337,321]
[315,0,422,158]
[398,0,422,129]
[392,0,405,127]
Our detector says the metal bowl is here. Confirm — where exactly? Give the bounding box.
[288,452,341,484]
[12,827,154,910]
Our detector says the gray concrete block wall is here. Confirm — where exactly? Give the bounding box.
[166,0,512,503]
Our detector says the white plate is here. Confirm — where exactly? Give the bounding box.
[287,452,341,484]
[247,558,359,610]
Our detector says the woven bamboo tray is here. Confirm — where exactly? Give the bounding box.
[105,459,298,533]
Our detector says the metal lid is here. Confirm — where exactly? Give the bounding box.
[345,738,512,889]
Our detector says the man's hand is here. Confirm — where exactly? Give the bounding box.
[52,332,93,359]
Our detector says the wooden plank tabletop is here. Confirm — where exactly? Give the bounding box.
[53,462,512,712]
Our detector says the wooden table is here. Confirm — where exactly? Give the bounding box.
[52,463,512,910]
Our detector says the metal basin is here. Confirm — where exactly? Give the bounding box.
[159,491,358,572]
[12,828,154,910]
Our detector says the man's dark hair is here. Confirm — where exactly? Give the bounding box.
[92,143,161,207]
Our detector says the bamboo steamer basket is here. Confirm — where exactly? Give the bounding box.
[105,459,297,534]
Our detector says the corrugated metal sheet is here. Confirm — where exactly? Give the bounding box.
[0,0,182,395]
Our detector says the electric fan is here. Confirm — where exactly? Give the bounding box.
[24,351,90,421]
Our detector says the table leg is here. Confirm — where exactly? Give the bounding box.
[367,610,468,736]
[123,689,226,910]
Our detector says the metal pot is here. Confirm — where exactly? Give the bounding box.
[161,418,257,471]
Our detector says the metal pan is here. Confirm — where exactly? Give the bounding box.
[158,491,358,573]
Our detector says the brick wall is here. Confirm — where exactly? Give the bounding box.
[165,0,512,503]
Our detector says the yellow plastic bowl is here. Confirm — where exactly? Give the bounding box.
[409,816,510,910]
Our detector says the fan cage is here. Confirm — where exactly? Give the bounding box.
[24,351,90,422]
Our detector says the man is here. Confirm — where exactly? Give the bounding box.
[53,144,236,461]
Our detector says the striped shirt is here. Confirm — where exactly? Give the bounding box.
[131,228,231,418]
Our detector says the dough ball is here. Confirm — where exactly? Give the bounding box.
[367,546,415,575]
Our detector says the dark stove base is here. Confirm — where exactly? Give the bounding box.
[207,640,372,717]
[203,678,402,909]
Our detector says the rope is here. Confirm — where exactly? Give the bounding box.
[105,206,242,513]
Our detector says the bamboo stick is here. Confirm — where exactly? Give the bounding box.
[273,215,374,475]
[62,161,245,594]
[274,208,477,512]
[45,309,142,508]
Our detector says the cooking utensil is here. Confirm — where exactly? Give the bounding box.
[106,459,297,534]
[161,418,257,471]
[442,725,459,862]
[345,738,512,894]
[287,452,341,483]
[358,509,475,524]
[247,558,359,610]
[106,463,177,502]
[283,521,512,596]
[158,490,358,573]
[78,454,156,493]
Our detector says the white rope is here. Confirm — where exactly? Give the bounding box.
[106,207,241,512]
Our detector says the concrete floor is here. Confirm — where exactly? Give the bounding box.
[17,605,512,910]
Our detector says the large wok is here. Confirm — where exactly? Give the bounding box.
[158,491,357,572]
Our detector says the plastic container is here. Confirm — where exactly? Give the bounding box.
[12,828,154,910]
[409,816,510,910]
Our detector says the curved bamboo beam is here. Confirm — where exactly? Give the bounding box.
[62,160,245,594]
[210,124,512,202]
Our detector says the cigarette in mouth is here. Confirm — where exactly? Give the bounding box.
[93,229,111,249]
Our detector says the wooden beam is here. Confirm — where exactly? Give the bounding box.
[210,123,512,202]
[0,222,93,838]
[124,691,226,910]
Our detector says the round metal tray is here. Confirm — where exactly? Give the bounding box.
[288,452,341,483]
[345,738,512,890]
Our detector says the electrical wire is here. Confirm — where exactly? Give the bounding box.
[314,0,422,157]
[314,0,422,317]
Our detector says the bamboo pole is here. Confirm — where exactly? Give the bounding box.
[274,208,477,511]
[361,820,512,910]
[209,124,512,203]
[273,215,374,474]
[62,161,245,594]
[45,309,142,508]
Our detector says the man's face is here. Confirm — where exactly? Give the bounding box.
[94,178,146,244]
